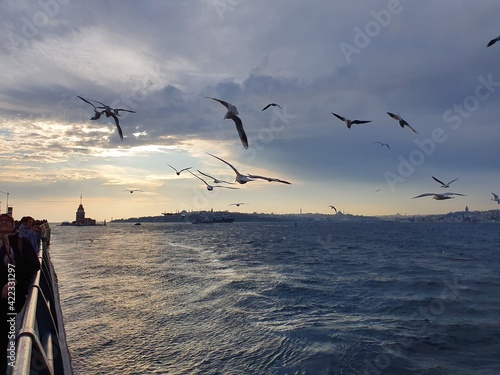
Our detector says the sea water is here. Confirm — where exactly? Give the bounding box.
[48,221,500,375]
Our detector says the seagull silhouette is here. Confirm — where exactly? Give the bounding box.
[328,205,337,213]
[205,97,249,149]
[123,189,143,193]
[432,176,460,188]
[77,95,134,140]
[387,112,418,134]
[487,35,500,47]
[413,192,466,200]
[332,112,371,128]
[229,203,248,207]
[262,103,282,111]
[187,170,239,191]
[492,193,500,204]
[167,164,192,175]
[372,141,390,149]
[197,170,234,184]
[206,152,291,184]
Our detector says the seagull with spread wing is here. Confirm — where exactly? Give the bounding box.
[262,103,282,111]
[188,170,239,191]
[205,97,249,149]
[372,141,390,149]
[197,170,234,184]
[167,164,192,176]
[413,192,466,200]
[332,112,371,129]
[492,193,500,204]
[123,189,143,194]
[387,112,418,134]
[206,152,291,185]
[432,176,460,188]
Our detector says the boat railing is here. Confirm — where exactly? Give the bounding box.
[12,225,73,375]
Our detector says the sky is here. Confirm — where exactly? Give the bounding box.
[1,0,500,222]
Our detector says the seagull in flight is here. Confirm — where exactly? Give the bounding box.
[123,189,143,193]
[413,192,466,200]
[77,95,135,140]
[332,112,371,128]
[387,112,418,134]
[328,205,337,213]
[262,103,282,111]
[187,170,239,191]
[432,176,460,188]
[492,193,500,204]
[167,164,192,175]
[206,152,291,185]
[229,203,248,207]
[197,170,234,184]
[205,97,249,149]
[487,35,500,47]
[372,141,390,149]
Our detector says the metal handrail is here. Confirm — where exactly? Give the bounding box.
[13,227,73,375]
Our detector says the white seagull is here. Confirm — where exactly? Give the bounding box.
[487,35,500,47]
[432,176,460,188]
[262,103,282,111]
[492,193,500,204]
[206,152,291,185]
[123,189,143,194]
[387,112,418,134]
[188,170,239,191]
[205,97,249,149]
[167,164,192,175]
[332,112,371,128]
[197,170,234,184]
[413,192,466,200]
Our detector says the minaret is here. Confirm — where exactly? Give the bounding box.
[76,195,85,224]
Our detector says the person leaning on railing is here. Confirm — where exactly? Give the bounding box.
[0,213,41,374]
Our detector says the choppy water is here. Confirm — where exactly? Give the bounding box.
[48,221,500,375]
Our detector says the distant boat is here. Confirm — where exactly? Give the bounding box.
[134,222,141,226]
[192,212,234,224]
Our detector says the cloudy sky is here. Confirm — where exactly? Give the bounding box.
[1,1,499,222]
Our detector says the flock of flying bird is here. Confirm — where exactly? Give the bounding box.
[75,34,500,211]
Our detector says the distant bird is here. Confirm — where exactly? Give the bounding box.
[205,97,249,149]
[432,176,460,188]
[387,112,418,134]
[167,164,192,175]
[487,35,500,47]
[262,103,282,111]
[123,189,143,193]
[492,193,500,204]
[187,170,239,191]
[197,170,234,184]
[375,189,381,193]
[206,152,291,185]
[329,205,337,213]
[229,203,248,207]
[372,141,390,149]
[413,192,466,200]
[332,112,371,128]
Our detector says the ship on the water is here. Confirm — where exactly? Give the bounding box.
[191,211,234,224]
